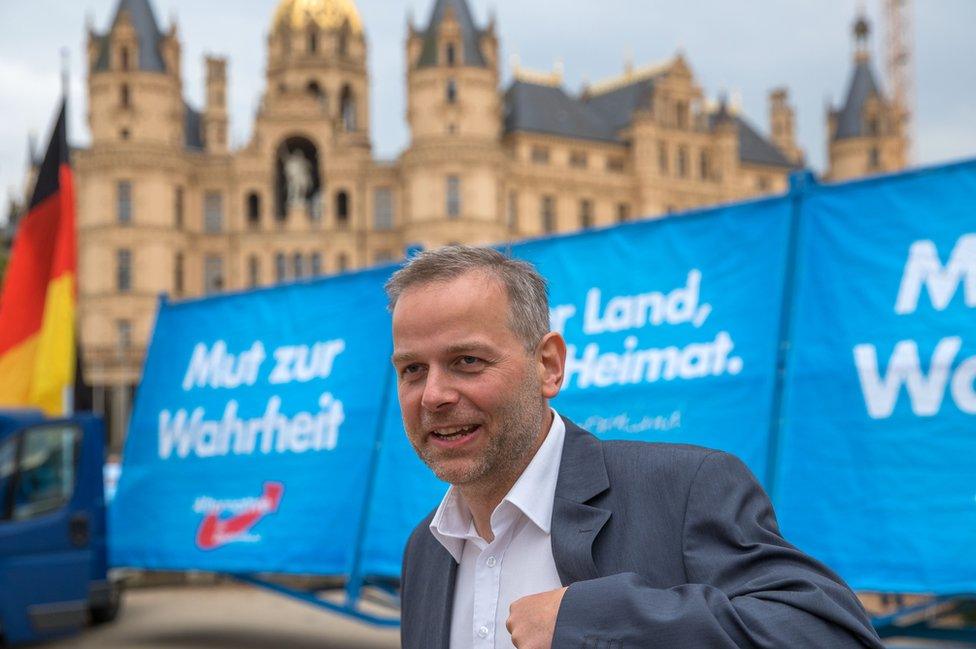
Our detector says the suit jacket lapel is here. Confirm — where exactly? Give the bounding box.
[551,418,612,585]
[426,545,458,649]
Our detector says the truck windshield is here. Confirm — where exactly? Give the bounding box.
[12,425,80,521]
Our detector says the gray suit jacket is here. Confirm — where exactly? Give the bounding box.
[400,418,883,648]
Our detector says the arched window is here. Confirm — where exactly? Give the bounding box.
[445,43,457,66]
[446,79,457,104]
[336,191,350,227]
[541,195,556,233]
[340,85,356,132]
[617,203,631,223]
[246,192,261,228]
[677,146,688,178]
[292,252,304,279]
[307,29,318,54]
[117,249,132,292]
[120,47,130,71]
[307,81,326,112]
[120,84,131,109]
[174,187,184,228]
[275,137,321,221]
[174,252,184,295]
[446,176,460,218]
[579,199,593,229]
[248,255,260,287]
[699,150,711,180]
[275,252,286,282]
[866,116,880,136]
[676,101,689,129]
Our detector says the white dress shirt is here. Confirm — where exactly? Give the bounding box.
[430,411,566,649]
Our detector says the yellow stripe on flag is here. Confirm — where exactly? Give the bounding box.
[28,273,76,415]
[0,333,39,407]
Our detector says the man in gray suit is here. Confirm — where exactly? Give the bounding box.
[387,246,883,649]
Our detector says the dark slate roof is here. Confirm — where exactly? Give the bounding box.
[417,0,487,68]
[707,107,796,169]
[505,76,794,168]
[504,81,617,143]
[833,60,883,140]
[734,115,795,168]
[183,102,204,150]
[583,78,656,133]
[95,0,166,73]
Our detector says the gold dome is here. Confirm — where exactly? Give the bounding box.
[272,0,363,36]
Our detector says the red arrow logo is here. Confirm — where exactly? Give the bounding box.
[195,482,284,550]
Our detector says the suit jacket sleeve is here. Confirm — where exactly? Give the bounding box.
[552,451,884,648]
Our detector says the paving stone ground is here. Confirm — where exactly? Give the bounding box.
[46,584,400,649]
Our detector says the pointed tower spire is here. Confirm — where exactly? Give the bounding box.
[853,9,871,63]
[416,0,487,68]
[94,0,167,73]
[833,12,884,141]
[826,9,907,180]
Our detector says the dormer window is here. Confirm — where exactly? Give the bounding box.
[445,43,457,66]
[120,47,130,71]
[340,85,356,131]
[308,29,318,54]
[676,101,689,129]
[866,116,880,136]
[307,80,325,106]
[868,147,880,169]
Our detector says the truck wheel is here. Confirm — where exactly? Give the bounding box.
[90,583,123,625]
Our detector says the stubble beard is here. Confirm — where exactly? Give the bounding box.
[411,371,548,491]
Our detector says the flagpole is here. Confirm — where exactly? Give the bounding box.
[61,46,75,415]
[60,47,69,101]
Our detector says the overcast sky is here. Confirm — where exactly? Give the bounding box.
[2,0,974,222]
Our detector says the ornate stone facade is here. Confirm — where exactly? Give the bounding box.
[70,0,902,446]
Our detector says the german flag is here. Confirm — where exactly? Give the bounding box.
[0,100,76,415]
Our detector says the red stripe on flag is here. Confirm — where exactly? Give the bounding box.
[0,190,63,355]
[51,163,76,282]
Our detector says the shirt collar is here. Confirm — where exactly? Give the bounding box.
[503,411,565,535]
[429,410,566,563]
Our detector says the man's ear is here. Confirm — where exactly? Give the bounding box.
[536,332,567,399]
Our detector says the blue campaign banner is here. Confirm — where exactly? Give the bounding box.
[110,266,394,575]
[359,196,795,578]
[776,160,976,594]
[358,380,447,578]
[519,197,793,478]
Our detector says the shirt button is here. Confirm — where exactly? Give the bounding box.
[477,625,489,638]
[486,555,497,568]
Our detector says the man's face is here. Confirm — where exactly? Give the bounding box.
[391,271,550,490]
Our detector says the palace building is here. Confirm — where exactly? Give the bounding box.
[61,0,904,446]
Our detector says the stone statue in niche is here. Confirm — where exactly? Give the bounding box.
[282,148,312,209]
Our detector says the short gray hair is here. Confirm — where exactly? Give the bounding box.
[385,245,550,350]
